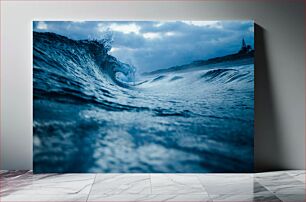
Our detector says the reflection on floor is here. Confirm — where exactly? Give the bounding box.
[0,170,305,201]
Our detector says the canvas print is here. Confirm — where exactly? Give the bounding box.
[33,21,254,173]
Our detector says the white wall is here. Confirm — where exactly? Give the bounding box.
[1,0,305,171]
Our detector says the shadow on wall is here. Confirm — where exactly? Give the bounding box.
[254,24,285,172]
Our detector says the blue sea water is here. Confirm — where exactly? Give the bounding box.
[33,32,254,173]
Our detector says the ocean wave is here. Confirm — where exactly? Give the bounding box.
[200,68,251,84]
[33,32,254,173]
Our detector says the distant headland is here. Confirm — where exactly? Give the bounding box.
[143,38,254,75]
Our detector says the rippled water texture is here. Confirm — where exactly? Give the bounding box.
[33,32,254,173]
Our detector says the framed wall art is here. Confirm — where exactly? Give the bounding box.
[33,20,254,173]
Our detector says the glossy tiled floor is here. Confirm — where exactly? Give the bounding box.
[0,170,305,201]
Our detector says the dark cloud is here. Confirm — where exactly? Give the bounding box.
[33,21,254,73]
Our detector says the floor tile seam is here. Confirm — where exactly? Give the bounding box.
[149,174,153,195]
[86,174,97,202]
[194,175,214,201]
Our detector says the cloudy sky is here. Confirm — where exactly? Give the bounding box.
[33,21,254,73]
